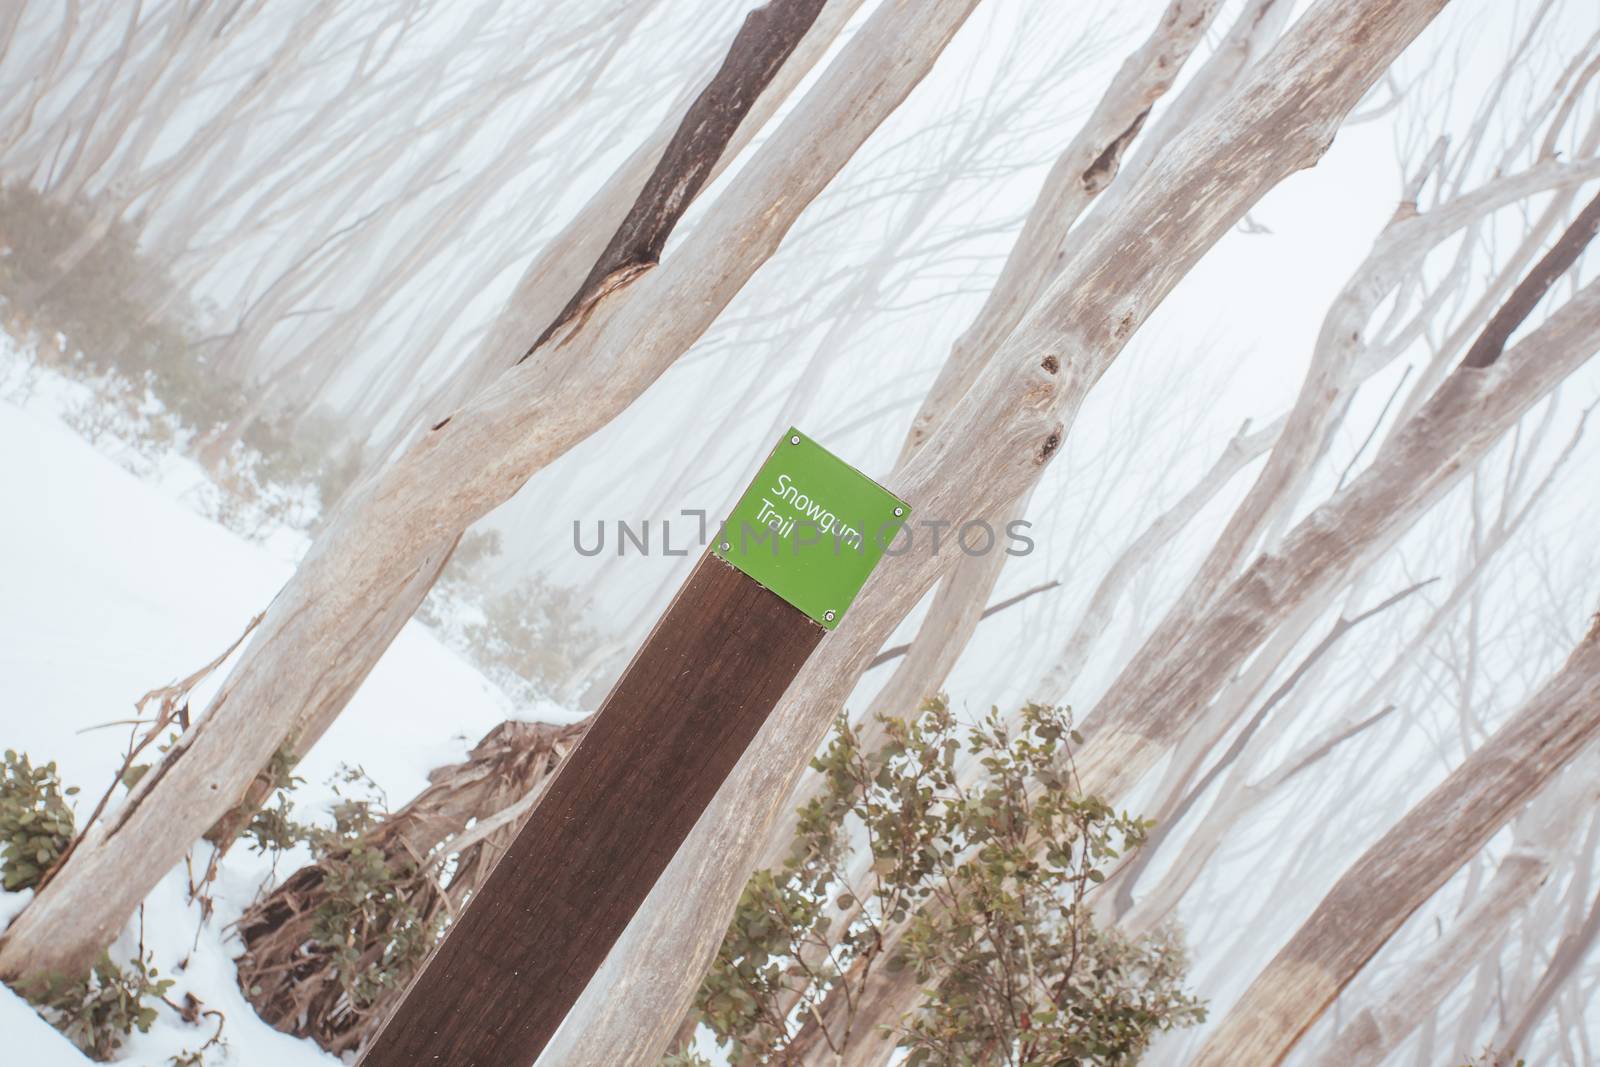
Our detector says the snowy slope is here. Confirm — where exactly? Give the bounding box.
[0,394,518,1065]
[1,985,87,1067]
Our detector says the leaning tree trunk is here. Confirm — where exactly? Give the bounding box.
[1490,810,1600,1056]
[390,0,868,452]
[1068,189,1600,823]
[234,720,584,1055]
[893,0,1226,461]
[536,2,1451,1062]
[752,0,1226,876]
[687,0,1227,1036]
[1118,404,1593,937]
[0,0,991,982]
[1311,747,1599,1066]
[1189,612,1600,1067]
[200,0,877,841]
[1030,414,1282,701]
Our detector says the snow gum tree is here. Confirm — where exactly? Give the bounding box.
[0,0,985,983]
[13,1,1600,1063]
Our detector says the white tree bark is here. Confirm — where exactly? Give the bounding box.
[1120,401,1592,937]
[1312,748,1599,1066]
[1031,415,1282,702]
[824,0,1227,800]
[1189,614,1600,1067]
[1068,250,1600,812]
[752,0,1227,876]
[717,191,1600,1062]
[1114,151,1600,670]
[1492,816,1600,1055]
[385,0,867,453]
[896,0,1223,462]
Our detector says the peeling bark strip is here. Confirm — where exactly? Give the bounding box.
[356,553,822,1067]
[1461,188,1600,368]
[1190,615,1600,1067]
[526,0,828,354]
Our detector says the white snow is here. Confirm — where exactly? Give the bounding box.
[1,981,87,1067]
[0,387,525,1065]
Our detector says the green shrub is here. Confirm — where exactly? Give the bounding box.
[244,765,444,1012]
[659,1049,715,1066]
[239,745,308,859]
[1461,1053,1526,1067]
[683,699,1204,1065]
[20,952,173,1061]
[0,749,78,891]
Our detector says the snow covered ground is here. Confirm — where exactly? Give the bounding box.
[0,373,521,1064]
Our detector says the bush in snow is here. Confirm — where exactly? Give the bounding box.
[234,720,585,1055]
[0,749,78,892]
[0,183,363,533]
[18,951,172,1061]
[678,698,1205,1065]
[235,764,446,1052]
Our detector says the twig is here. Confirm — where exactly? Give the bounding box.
[42,613,261,890]
[867,580,1060,669]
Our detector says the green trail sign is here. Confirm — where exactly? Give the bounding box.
[715,427,910,629]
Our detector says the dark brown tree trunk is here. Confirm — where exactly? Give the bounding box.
[528,0,829,355]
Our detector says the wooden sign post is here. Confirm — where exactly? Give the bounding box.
[358,428,908,1066]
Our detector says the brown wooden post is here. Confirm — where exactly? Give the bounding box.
[358,429,907,1066]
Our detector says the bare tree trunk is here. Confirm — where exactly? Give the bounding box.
[1070,191,1600,819]
[386,0,868,454]
[0,0,83,172]
[204,0,940,840]
[1110,578,1432,922]
[1109,149,1600,676]
[38,0,150,207]
[1312,749,1598,1066]
[538,2,1450,1061]
[1031,414,1282,701]
[754,0,1226,877]
[1493,835,1600,1054]
[0,0,979,983]
[895,0,1224,461]
[1189,613,1600,1067]
[860,506,1017,725]
[1118,400,1592,937]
